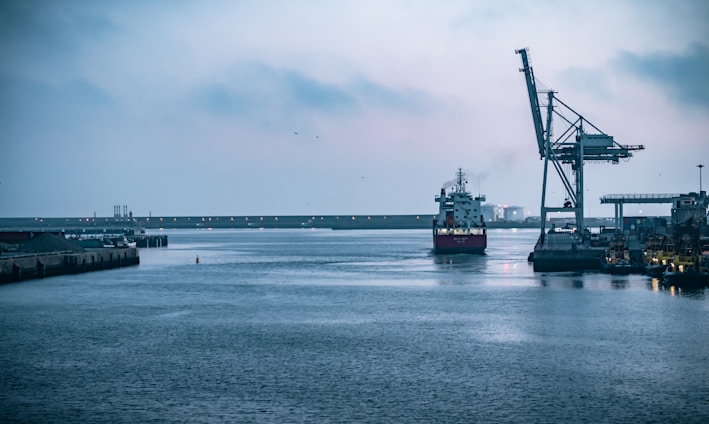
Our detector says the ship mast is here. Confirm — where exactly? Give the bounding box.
[455,168,467,193]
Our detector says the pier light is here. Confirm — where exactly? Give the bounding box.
[352,216,356,220]
[698,164,704,192]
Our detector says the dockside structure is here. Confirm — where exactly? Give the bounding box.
[0,248,139,284]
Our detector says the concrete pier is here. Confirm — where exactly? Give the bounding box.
[0,247,139,284]
[0,231,140,284]
[530,231,646,272]
[135,235,168,248]
[531,232,606,272]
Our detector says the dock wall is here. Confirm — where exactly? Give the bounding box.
[532,248,605,272]
[0,248,140,284]
[135,235,168,248]
[531,233,606,272]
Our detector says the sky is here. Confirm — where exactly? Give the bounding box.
[1,0,708,218]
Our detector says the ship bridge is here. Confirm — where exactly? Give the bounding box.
[600,193,681,228]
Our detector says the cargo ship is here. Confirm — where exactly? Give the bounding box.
[433,168,486,254]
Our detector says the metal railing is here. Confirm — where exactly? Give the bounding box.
[599,193,681,204]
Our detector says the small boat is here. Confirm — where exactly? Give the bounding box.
[650,192,709,285]
[643,235,675,278]
[662,264,709,288]
[601,258,645,275]
[646,259,668,279]
[432,168,486,254]
[661,234,709,288]
[600,232,644,274]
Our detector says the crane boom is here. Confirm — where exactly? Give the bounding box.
[514,47,644,235]
[515,48,545,158]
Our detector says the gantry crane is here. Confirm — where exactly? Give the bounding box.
[515,48,644,234]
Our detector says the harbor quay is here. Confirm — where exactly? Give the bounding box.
[0,231,140,284]
[0,247,139,284]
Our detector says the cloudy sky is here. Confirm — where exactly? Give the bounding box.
[1,0,708,218]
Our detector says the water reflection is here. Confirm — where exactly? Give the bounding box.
[432,253,487,267]
[672,287,706,299]
[427,241,708,296]
[537,278,584,289]
[610,278,628,290]
[432,254,489,285]
[538,272,586,289]
[535,272,709,295]
[650,278,707,299]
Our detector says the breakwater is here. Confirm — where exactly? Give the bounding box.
[135,234,168,248]
[0,215,539,231]
[0,248,139,284]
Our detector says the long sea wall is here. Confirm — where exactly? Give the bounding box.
[0,248,139,284]
[0,215,540,231]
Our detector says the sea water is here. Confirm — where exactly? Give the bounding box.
[1,228,707,423]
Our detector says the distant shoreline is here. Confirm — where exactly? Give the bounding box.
[0,214,632,232]
[1,215,543,231]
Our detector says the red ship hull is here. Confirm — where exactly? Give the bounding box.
[433,233,487,254]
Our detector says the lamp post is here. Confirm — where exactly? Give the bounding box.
[699,164,705,192]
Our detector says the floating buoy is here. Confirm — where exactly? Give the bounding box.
[195,255,199,264]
